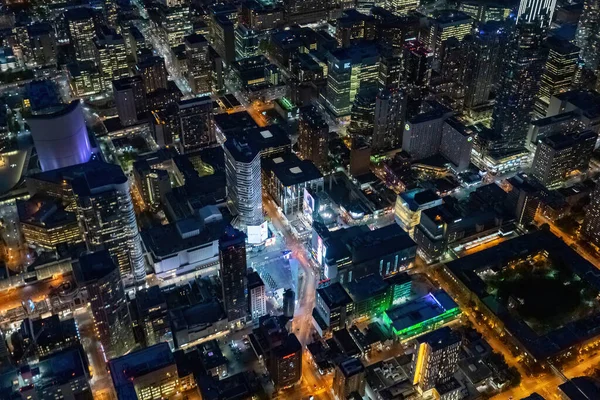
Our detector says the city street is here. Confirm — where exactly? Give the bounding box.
[131,0,193,98]
[263,195,332,400]
[0,274,70,317]
[74,307,116,400]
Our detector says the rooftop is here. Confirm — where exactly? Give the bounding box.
[109,342,175,399]
[35,346,88,388]
[415,326,461,349]
[263,153,323,187]
[338,357,364,378]
[558,377,600,400]
[214,111,258,135]
[185,33,208,46]
[225,125,291,155]
[431,9,472,25]
[399,188,441,212]
[540,131,596,150]
[29,161,126,190]
[247,271,265,290]
[317,282,353,309]
[384,290,459,334]
[142,216,225,259]
[75,250,117,283]
[346,274,389,303]
[17,196,77,229]
[555,90,600,119]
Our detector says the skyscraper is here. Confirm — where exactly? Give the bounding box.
[583,182,600,248]
[65,8,96,62]
[385,0,420,15]
[248,271,267,324]
[298,105,329,172]
[113,76,147,126]
[372,89,406,151]
[531,131,596,188]
[576,0,600,72]
[534,37,579,117]
[185,34,212,95]
[219,226,248,323]
[136,56,168,94]
[411,327,461,393]
[517,0,557,26]
[224,139,264,241]
[425,10,473,67]
[462,22,506,111]
[321,43,380,117]
[94,26,128,89]
[27,23,57,67]
[74,250,135,359]
[73,163,146,283]
[490,19,547,156]
[178,97,215,152]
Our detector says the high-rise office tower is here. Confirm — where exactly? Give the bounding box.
[224,139,264,240]
[136,56,169,94]
[517,0,557,25]
[65,8,96,62]
[74,250,135,360]
[333,358,366,400]
[248,271,267,324]
[411,327,461,393]
[298,105,329,172]
[94,26,129,89]
[178,96,215,152]
[490,18,547,156]
[372,89,406,151]
[378,53,402,90]
[113,76,147,126]
[219,226,248,323]
[462,22,506,111]
[402,109,452,160]
[402,40,433,117]
[321,43,379,117]
[27,23,57,67]
[583,181,600,248]
[459,0,512,22]
[348,88,377,140]
[160,6,193,47]
[185,34,212,95]
[531,131,596,188]
[283,0,328,24]
[336,10,377,48]
[73,163,146,283]
[576,0,600,72]
[385,0,420,15]
[235,24,260,60]
[440,117,474,172]
[211,15,236,66]
[534,37,579,117]
[425,10,473,68]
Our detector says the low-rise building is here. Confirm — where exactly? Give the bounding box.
[383,290,461,340]
[314,282,354,335]
[109,342,196,400]
[142,212,225,281]
[18,196,81,251]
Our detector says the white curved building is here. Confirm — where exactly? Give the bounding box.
[27,101,91,172]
